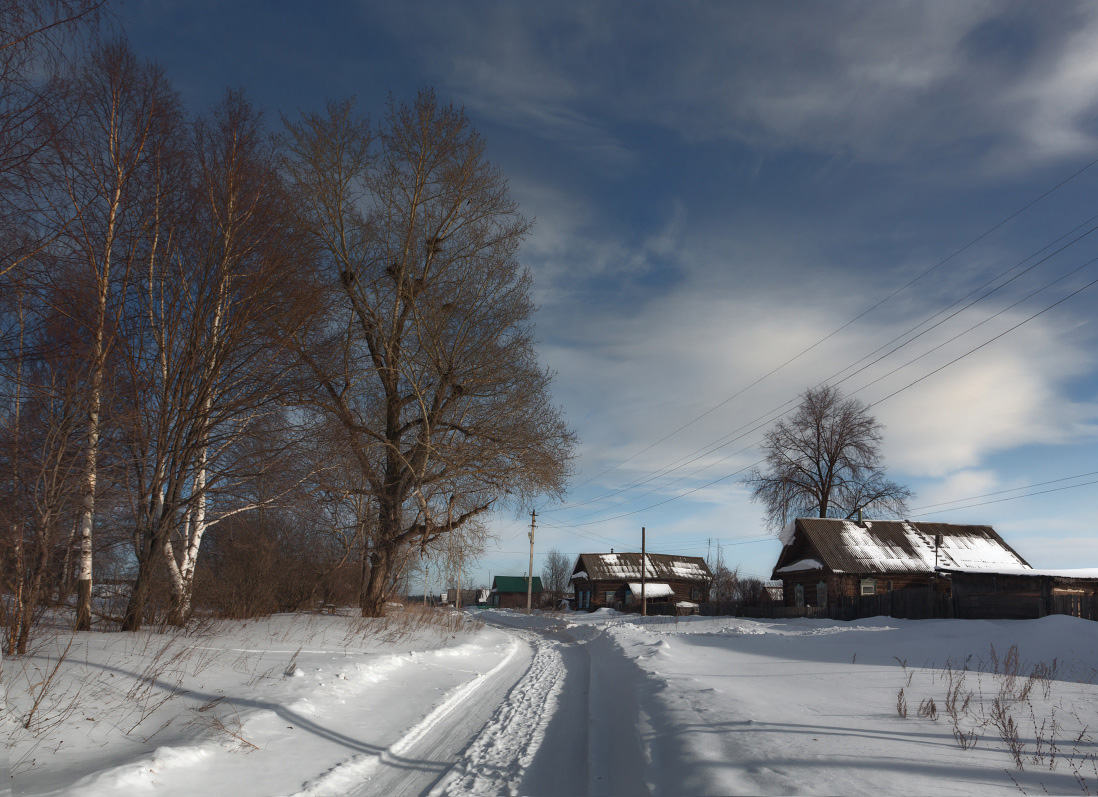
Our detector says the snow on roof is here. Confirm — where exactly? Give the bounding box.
[676,601,698,608]
[774,518,1029,577]
[569,571,588,581]
[775,558,824,574]
[940,566,1098,579]
[576,552,711,582]
[627,582,674,598]
[779,521,797,547]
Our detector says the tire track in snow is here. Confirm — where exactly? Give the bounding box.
[288,638,522,797]
[432,635,566,797]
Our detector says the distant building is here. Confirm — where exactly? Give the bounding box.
[488,576,542,609]
[445,588,479,607]
[569,552,712,611]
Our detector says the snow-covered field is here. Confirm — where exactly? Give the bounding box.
[7,606,1098,795]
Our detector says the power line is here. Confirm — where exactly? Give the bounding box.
[550,156,1098,504]
[553,237,1098,526]
[545,265,1098,529]
[909,470,1098,512]
[548,213,1098,522]
[910,479,1098,516]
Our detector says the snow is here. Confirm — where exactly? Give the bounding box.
[569,570,588,581]
[775,557,824,573]
[825,519,1030,572]
[587,554,709,581]
[779,520,797,546]
[626,581,674,598]
[941,565,1098,578]
[13,604,1098,795]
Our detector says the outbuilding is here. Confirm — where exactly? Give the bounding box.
[488,576,542,609]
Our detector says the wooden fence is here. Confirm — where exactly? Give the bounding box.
[699,588,1098,622]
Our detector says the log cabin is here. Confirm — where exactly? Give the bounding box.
[570,552,712,612]
[771,518,1029,609]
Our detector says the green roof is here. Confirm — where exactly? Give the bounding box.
[493,575,542,593]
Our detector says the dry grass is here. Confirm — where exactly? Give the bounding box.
[6,603,486,778]
[897,643,1098,792]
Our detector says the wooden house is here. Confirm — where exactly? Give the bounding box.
[771,518,1029,609]
[488,576,542,609]
[570,552,712,611]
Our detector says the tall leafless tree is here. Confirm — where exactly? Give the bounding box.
[744,385,912,531]
[541,548,571,608]
[117,90,307,630]
[283,91,576,617]
[37,39,182,629]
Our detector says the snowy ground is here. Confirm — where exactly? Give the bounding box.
[7,606,1098,795]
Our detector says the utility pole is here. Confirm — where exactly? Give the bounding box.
[527,509,536,614]
[423,561,428,606]
[641,526,647,618]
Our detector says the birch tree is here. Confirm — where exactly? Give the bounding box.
[283,91,576,617]
[40,40,181,630]
[118,90,304,630]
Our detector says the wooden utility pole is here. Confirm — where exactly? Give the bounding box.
[641,526,647,618]
[527,510,537,614]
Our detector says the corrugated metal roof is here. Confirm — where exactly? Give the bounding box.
[773,518,1030,577]
[574,552,712,583]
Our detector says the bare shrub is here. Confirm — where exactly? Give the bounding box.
[990,695,1025,770]
[918,696,938,720]
[896,687,907,718]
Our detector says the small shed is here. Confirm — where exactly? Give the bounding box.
[941,566,1098,619]
[488,576,542,609]
[570,552,712,611]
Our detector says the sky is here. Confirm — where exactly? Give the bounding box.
[119,0,1098,591]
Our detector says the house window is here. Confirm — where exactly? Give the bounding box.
[816,581,828,608]
[605,591,615,603]
[691,587,701,600]
[860,579,876,596]
[887,580,893,592]
[795,584,804,608]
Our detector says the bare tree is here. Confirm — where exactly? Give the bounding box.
[0,0,103,281]
[37,39,182,630]
[541,548,570,608]
[707,545,737,603]
[283,91,576,617]
[744,385,912,531]
[117,89,306,630]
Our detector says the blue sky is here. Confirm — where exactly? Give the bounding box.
[121,1,1098,590]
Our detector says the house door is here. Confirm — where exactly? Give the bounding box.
[816,581,828,609]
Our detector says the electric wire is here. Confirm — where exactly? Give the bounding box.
[547,212,1098,520]
[550,157,1098,502]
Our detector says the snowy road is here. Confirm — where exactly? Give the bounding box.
[318,613,657,796]
[441,614,654,797]
[20,611,1098,796]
